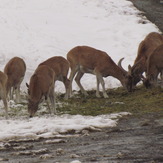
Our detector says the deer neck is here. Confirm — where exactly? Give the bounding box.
[109,65,126,83]
[132,58,146,74]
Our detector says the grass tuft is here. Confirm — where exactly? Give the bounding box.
[1,85,162,117]
[57,85,163,116]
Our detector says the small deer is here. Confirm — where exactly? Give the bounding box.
[67,46,131,98]
[0,71,8,118]
[39,56,70,99]
[4,57,26,103]
[27,65,56,117]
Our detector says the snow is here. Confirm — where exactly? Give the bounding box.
[0,0,159,92]
[0,0,160,141]
[0,112,130,141]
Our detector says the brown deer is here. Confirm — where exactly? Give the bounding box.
[119,32,163,89]
[4,57,26,103]
[0,71,8,118]
[144,44,163,88]
[67,46,132,98]
[27,65,56,117]
[39,56,70,99]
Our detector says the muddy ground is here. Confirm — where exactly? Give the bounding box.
[0,0,163,163]
[0,113,163,163]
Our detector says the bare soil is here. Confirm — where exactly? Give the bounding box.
[0,113,163,163]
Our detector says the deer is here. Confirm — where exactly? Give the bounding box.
[39,56,70,99]
[67,46,132,98]
[144,44,163,88]
[26,65,56,117]
[118,32,163,90]
[4,57,26,103]
[0,71,8,118]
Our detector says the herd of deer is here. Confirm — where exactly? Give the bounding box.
[0,32,163,118]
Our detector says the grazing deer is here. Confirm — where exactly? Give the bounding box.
[0,71,8,118]
[67,46,132,98]
[27,65,56,117]
[39,56,70,99]
[119,32,163,89]
[144,44,163,88]
[4,57,26,103]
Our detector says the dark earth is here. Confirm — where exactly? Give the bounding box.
[0,113,163,163]
[129,0,163,32]
[0,0,163,163]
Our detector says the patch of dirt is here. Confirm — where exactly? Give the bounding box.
[128,0,163,32]
[0,113,163,163]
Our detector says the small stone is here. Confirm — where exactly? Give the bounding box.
[81,130,89,136]
[39,154,54,159]
[116,152,125,158]
[70,154,80,158]
[56,148,64,155]
[0,158,9,161]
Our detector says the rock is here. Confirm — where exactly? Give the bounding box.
[56,148,65,155]
[44,139,67,144]
[0,158,9,161]
[70,160,81,163]
[39,154,54,159]
[116,152,125,158]
[70,154,80,158]
[81,130,89,136]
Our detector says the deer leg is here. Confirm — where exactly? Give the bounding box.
[6,84,13,101]
[2,97,8,119]
[15,85,21,103]
[9,87,13,101]
[153,72,159,87]
[68,66,78,97]
[75,71,88,96]
[49,87,56,114]
[46,99,51,114]
[96,76,101,98]
[15,77,23,103]
[161,71,163,88]
[63,77,70,100]
[96,74,108,98]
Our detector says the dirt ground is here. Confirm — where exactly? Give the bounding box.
[129,0,163,32]
[0,113,163,163]
[0,0,163,163]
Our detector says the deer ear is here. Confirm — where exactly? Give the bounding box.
[26,83,29,88]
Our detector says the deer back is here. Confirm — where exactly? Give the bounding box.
[39,56,69,80]
[134,32,163,65]
[4,57,26,90]
[29,65,55,102]
[67,46,119,76]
